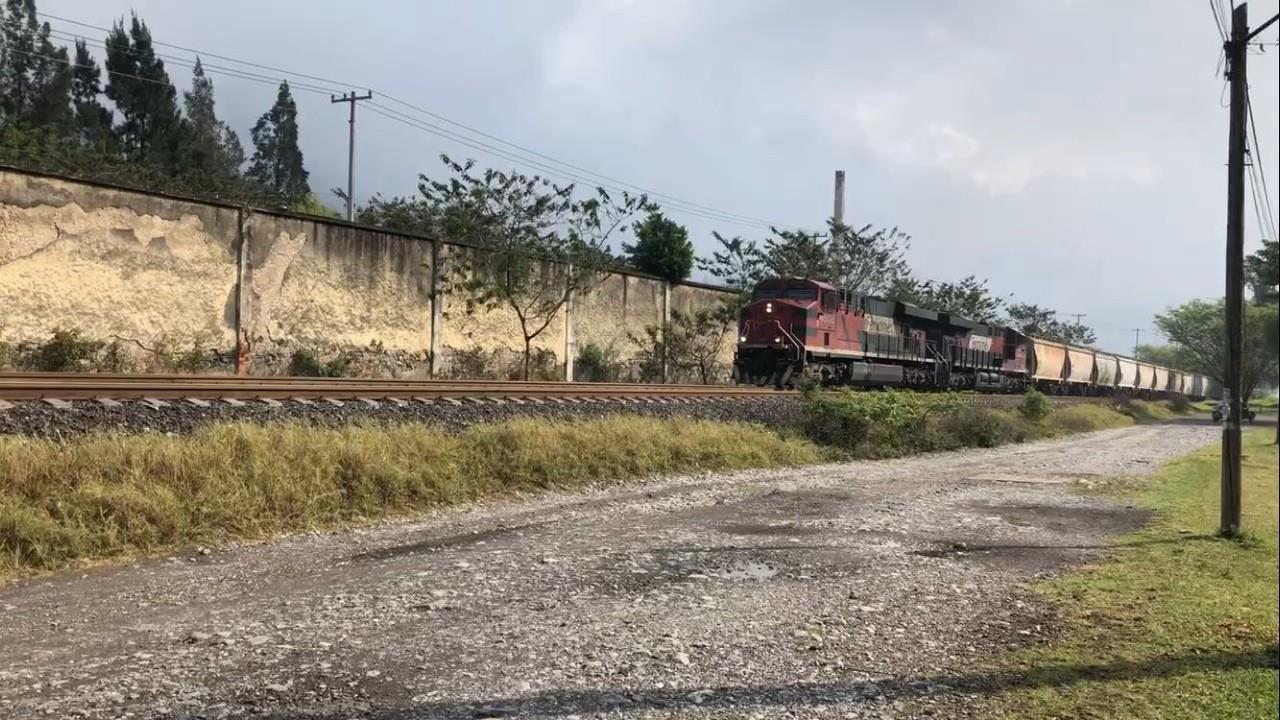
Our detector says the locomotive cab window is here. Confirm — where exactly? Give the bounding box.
[821,292,837,312]
[784,288,818,301]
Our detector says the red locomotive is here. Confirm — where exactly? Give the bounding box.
[733,277,1206,398]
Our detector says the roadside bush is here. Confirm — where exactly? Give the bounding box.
[1167,395,1192,413]
[16,328,127,373]
[509,348,559,381]
[801,390,967,457]
[936,405,1027,448]
[444,345,496,379]
[1018,389,1052,421]
[1119,399,1174,422]
[574,343,623,382]
[287,349,351,378]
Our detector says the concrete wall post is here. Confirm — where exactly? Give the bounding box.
[429,238,446,377]
[564,265,576,381]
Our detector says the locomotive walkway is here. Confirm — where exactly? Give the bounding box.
[0,423,1219,719]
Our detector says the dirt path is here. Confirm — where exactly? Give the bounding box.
[0,424,1218,720]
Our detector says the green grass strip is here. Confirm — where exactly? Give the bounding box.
[980,431,1279,719]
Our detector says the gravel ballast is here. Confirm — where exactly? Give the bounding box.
[0,423,1218,719]
[0,395,809,439]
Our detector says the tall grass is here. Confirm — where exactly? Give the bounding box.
[0,417,820,578]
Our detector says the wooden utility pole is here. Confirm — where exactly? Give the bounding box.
[1129,328,1143,357]
[833,170,846,225]
[1221,2,1248,536]
[331,91,373,221]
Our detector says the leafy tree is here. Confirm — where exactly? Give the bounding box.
[621,211,693,281]
[248,80,310,205]
[1005,303,1056,336]
[698,232,765,294]
[1134,343,1188,368]
[420,155,647,379]
[761,226,832,281]
[698,217,910,299]
[355,194,442,235]
[104,14,183,165]
[888,274,1005,323]
[1155,299,1279,399]
[1005,302,1097,345]
[70,39,113,144]
[629,308,731,384]
[182,58,244,180]
[1247,239,1278,305]
[824,220,911,294]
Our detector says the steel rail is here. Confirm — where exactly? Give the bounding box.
[0,372,1119,405]
[0,372,791,401]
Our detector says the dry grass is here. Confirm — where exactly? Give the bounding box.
[0,417,821,579]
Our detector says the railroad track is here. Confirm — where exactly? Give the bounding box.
[0,372,791,402]
[0,372,1114,406]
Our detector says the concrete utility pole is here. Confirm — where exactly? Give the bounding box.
[833,170,846,225]
[1129,328,1143,357]
[1068,313,1086,326]
[331,91,373,221]
[1220,2,1249,536]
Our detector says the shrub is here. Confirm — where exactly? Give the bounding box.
[1018,389,1052,421]
[1118,399,1174,422]
[509,348,559,381]
[287,349,350,377]
[936,406,1025,448]
[19,328,127,373]
[574,343,622,382]
[1167,394,1192,413]
[445,345,495,379]
[800,390,967,456]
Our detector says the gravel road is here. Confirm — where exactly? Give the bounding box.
[0,423,1218,720]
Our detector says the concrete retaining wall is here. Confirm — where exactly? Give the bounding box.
[0,166,738,380]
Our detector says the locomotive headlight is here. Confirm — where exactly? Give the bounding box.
[765,302,773,313]
[774,336,782,343]
[739,335,747,342]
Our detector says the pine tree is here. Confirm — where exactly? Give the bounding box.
[27,17,72,133]
[1,0,39,121]
[248,80,310,205]
[182,58,244,178]
[71,39,113,144]
[104,13,182,164]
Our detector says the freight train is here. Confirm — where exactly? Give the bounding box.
[733,277,1210,398]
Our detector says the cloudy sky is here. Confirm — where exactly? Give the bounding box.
[46,0,1280,355]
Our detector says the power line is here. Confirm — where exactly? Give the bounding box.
[37,10,797,232]
[361,101,777,229]
[1245,94,1278,240]
[47,30,340,97]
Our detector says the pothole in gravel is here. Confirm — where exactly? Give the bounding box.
[965,471,1104,484]
[716,522,820,537]
[718,559,779,581]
